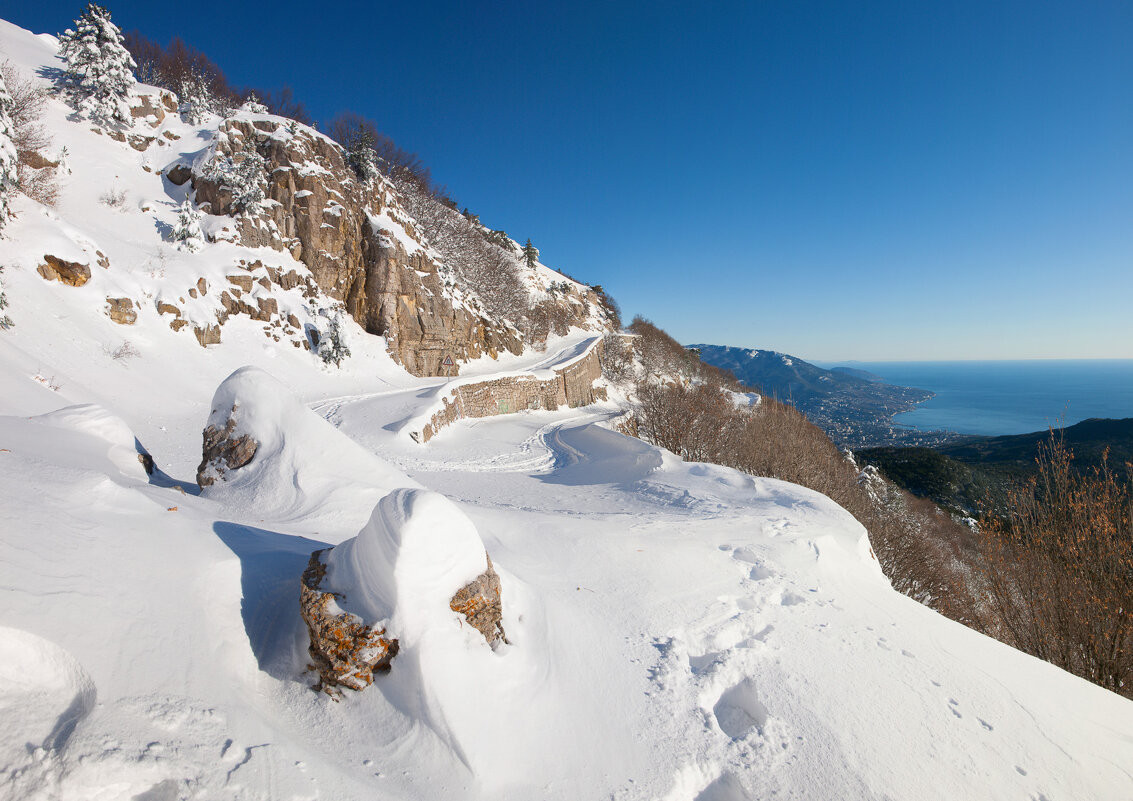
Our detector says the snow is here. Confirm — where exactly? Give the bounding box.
[1,15,1132,801]
[325,489,489,633]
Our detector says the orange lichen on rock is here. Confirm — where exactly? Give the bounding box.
[300,549,399,693]
[449,553,508,645]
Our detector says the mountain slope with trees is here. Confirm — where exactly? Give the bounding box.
[691,343,937,446]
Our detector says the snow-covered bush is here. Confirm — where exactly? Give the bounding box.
[203,144,266,215]
[0,69,17,231]
[58,3,137,127]
[318,312,351,367]
[171,198,204,251]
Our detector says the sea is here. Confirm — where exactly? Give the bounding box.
[831,360,1133,437]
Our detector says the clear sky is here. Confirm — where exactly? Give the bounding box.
[3,1,1131,360]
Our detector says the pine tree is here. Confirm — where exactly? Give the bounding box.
[203,143,266,215]
[522,238,540,269]
[239,92,268,115]
[172,198,204,251]
[176,66,229,124]
[0,69,18,233]
[58,4,137,127]
[344,124,379,184]
[318,311,351,366]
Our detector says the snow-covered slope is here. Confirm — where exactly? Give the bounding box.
[1,15,1132,801]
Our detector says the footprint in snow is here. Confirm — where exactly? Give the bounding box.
[688,650,724,675]
[748,564,775,581]
[732,547,759,564]
[694,771,749,801]
[713,678,770,740]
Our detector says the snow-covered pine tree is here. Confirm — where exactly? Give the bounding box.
[0,69,18,233]
[522,238,540,269]
[202,143,266,215]
[318,311,351,367]
[176,66,228,124]
[58,4,137,127]
[239,92,268,115]
[172,198,204,251]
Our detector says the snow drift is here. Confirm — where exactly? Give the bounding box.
[197,366,417,536]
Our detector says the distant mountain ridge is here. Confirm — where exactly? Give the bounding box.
[689,344,936,447]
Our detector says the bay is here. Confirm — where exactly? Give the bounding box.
[830,360,1133,437]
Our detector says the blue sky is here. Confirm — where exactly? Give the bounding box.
[4,1,1130,360]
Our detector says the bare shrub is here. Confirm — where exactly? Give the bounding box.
[106,340,140,361]
[395,172,533,330]
[99,188,127,208]
[600,332,634,383]
[1,61,58,206]
[618,319,981,628]
[975,432,1133,697]
[123,32,311,124]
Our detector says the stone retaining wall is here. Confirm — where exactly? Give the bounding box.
[415,341,607,442]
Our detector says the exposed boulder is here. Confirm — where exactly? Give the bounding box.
[300,549,399,693]
[196,406,258,488]
[450,554,507,645]
[105,297,136,324]
[37,255,91,287]
[302,488,505,692]
[165,163,192,186]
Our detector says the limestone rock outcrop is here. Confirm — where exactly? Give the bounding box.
[300,549,399,693]
[105,297,136,325]
[188,118,577,375]
[37,255,91,287]
[196,405,257,487]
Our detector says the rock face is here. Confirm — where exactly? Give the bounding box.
[37,256,91,287]
[190,118,592,375]
[300,550,399,693]
[450,555,507,645]
[196,406,258,487]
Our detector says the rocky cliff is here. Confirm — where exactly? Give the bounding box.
[185,116,605,375]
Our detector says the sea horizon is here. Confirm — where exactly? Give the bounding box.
[815,358,1133,437]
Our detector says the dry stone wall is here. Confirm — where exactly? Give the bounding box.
[416,341,607,442]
